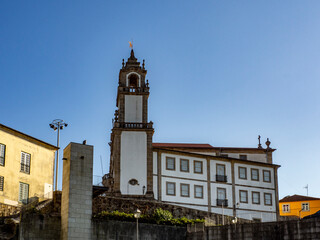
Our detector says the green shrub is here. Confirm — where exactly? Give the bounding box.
[153,208,173,223]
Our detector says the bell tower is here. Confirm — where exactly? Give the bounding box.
[107,50,154,197]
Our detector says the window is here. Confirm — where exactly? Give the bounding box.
[239,190,248,203]
[0,176,3,191]
[216,164,227,182]
[166,182,175,196]
[19,182,29,204]
[251,168,259,181]
[194,185,204,199]
[282,204,290,213]
[194,161,203,174]
[180,159,189,172]
[180,184,190,197]
[166,157,175,171]
[302,203,310,211]
[240,155,247,160]
[20,152,31,174]
[239,167,247,179]
[252,192,260,204]
[263,170,271,182]
[0,144,5,166]
[264,193,272,206]
[220,154,228,157]
[217,188,228,206]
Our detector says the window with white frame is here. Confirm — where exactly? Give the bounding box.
[302,202,310,211]
[166,182,175,196]
[0,176,3,191]
[180,159,189,172]
[282,204,290,213]
[180,184,190,197]
[19,182,29,204]
[0,144,5,166]
[264,193,272,206]
[20,152,31,174]
[251,168,259,181]
[194,161,203,174]
[239,167,247,179]
[263,170,271,182]
[166,157,175,171]
[252,192,260,204]
[239,190,248,203]
[194,185,203,198]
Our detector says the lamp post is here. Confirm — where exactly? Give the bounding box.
[134,208,141,240]
[49,119,68,191]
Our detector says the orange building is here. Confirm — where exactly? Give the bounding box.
[279,195,320,218]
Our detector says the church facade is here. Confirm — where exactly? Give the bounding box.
[106,50,280,222]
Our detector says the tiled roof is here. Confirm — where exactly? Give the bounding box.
[279,194,320,203]
[152,143,214,149]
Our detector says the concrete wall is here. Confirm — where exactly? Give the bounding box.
[120,131,147,195]
[187,218,320,240]
[61,142,93,240]
[0,127,55,207]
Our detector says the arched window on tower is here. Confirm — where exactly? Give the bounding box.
[128,74,138,88]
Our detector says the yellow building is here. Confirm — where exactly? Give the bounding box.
[0,123,58,207]
[279,194,320,218]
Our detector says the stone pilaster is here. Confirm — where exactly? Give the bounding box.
[146,130,154,197]
[61,142,93,240]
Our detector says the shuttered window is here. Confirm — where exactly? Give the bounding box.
[19,182,29,204]
[20,152,31,174]
[0,144,5,166]
[0,176,4,191]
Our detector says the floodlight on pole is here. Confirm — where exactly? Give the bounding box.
[134,209,141,240]
[49,119,68,191]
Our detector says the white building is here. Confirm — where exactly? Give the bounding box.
[106,50,280,222]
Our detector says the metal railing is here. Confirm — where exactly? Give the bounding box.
[216,199,228,207]
[216,174,227,182]
[121,87,149,93]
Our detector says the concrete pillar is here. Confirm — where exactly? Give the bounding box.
[61,142,93,240]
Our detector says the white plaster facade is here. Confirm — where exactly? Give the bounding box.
[124,95,143,123]
[120,131,147,195]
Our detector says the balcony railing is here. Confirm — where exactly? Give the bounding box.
[121,87,149,93]
[216,174,227,182]
[113,122,153,129]
[216,199,228,207]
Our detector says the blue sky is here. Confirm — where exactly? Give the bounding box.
[1,1,320,198]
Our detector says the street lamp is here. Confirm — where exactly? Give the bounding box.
[134,208,141,240]
[49,119,68,191]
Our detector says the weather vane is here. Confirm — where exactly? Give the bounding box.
[129,41,133,49]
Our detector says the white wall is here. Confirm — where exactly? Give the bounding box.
[224,153,267,163]
[153,151,157,174]
[161,176,208,206]
[120,131,147,195]
[124,95,142,122]
[236,210,277,222]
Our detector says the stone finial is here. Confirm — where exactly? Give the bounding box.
[142,59,145,69]
[146,79,149,88]
[265,138,271,149]
[130,49,135,59]
[122,59,125,68]
[258,135,262,149]
[114,110,119,122]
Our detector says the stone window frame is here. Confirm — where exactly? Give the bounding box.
[0,144,5,166]
[20,152,31,174]
[194,160,203,174]
[239,190,248,203]
[264,193,272,206]
[166,182,176,196]
[263,170,271,183]
[252,191,260,205]
[166,157,176,171]
[301,202,310,211]
[180,183,190,197]
[282,204,290,213]
[180,159,189,173]
[251,168,259,181]
[194,185,204,199]
[216,164,226,176]
[238,167,247,180]
[0,176,3,191]
[239,155,247,160]
[217,187,227,200]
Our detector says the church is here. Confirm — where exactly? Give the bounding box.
[105,49,280,222]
